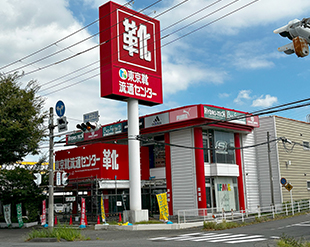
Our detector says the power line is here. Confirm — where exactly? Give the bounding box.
[2,0,162,75]
[38,0,222,91]
[162,0,259,47]
[0,0,134,72]
[40,0,255,95]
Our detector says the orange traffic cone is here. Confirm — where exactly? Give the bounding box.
[69,215,73,225]
[97,215,100,224]
[54,215,58,225]
[119,212,122,223]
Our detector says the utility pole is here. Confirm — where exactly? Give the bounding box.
[48,107,54,227]
[267,132,275,206]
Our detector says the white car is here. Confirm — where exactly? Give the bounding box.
[54,204,65,213]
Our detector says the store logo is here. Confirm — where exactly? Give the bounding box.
[217,184,231,191]
[176,108,191,121]
[215,141,228,154]
[152,116,162,126]
[119,68,128,80]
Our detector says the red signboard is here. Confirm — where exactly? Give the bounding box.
[55,143,149,180]
[169,106,198,123]
[246,115,260,127]
[84,128,103,141]
[99,1,162,106]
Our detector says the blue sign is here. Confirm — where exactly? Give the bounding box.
[280,177,287,185]
[55,101,65,117]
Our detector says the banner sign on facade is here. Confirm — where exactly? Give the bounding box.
[42,200,47,226]
[3,204,11,227]
[55,143,150,180]
[156,193,169,221]
[204,105,258,127]
[99,1,163,106]
[66,132,84,144]
[169,106,198,123]
[16,203,23,228]
[145,112,169,128]
[102,123,122,137]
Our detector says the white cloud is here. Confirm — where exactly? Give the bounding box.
[234,90,252,105]
[252,94,278,107]
[219,93,230,98]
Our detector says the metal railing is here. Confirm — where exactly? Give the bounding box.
[177,200,310,224]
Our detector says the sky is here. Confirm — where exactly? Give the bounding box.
[1,0,310,161]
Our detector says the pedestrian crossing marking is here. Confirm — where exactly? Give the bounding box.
[149,232,269,244]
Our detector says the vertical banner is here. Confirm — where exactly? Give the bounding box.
[101,195,106,223]
[16,203,24,228]
[156,193,169,221]
[3,204,11,227]
[41,200,47,226]
[80,198,86,228]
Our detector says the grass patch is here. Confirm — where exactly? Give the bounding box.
[203,220,246,230]
[277,234,310,247]
[26,225,86,242]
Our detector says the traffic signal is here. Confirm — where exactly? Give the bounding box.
[33,173,42,185]
[62,172,69,186]
[274,18,310,57]
[76,123,88,131]
[86,121,96,130]
[76,122,97,132]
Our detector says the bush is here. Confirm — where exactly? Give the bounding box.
[277,234,310,247]
[203,220,243,230]
[26,225,86,241]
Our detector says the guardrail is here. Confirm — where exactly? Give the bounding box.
[177,200,310,224]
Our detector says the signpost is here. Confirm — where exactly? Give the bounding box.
[280,177,294,214]
[55,100,65,117]
[83,111,99,123]
[99,1,163,223]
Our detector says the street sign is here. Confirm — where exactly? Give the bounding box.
[83,111,99,123]
[57,116,68,132]
[285,183,293,191]
[280,177,287,186]
[55,100,65,117]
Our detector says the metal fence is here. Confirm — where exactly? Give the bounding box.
[178,200,310,224]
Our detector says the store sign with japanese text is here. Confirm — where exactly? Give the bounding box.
[55,143,149,180]
[99,1,162,106]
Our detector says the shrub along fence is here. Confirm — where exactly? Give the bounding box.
[177,199,310,224]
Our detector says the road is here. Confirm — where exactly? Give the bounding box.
[0,214,309,247]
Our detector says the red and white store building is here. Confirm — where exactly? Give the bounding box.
[56,104,260,216]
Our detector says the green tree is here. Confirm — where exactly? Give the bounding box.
[0,73,47,165]
[0,165,48,222]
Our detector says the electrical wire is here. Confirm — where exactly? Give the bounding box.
[38,0,224,91]
[0,0,135,71]
[40,0,258,95]
[2,0,162,75]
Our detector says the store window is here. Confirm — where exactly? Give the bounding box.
[203,130,235,164]
[205,177,239,211]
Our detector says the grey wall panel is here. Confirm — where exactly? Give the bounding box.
[254,116,282,208]
[170,129,197,215]
[242,131,260,211]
